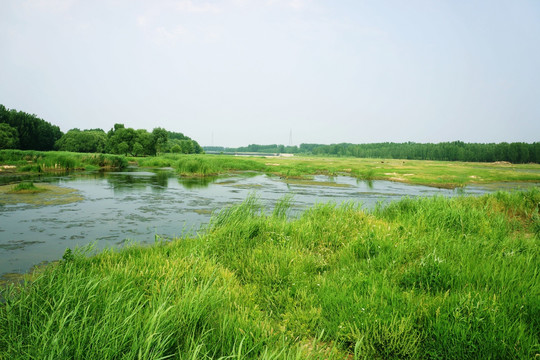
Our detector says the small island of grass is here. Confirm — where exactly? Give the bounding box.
[0,182,83,205]
[8,182,48,194]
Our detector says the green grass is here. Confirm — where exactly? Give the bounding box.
[0,150,128,172]
[3,150,539,188]
[7,181,46,194]
[1,189,539,359]
[130,154,540,188]
[131,154,268,177]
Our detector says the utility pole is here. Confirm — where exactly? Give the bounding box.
[289,129,292,147]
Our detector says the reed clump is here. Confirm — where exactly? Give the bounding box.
[0,150,127,172]
[1,189,538,359]
[7,181,47,194]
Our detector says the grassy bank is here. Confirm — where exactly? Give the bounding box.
[248,156,540,187]
[131,154,268,177]
[2,150,538,188]
[129,154,540,188]
[0,150,128,172]
[1,189,539,359]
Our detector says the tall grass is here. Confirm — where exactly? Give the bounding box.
[1,189,538,359]
[0,150,127,171]
[7,181,46,194]
[132,154,269,177]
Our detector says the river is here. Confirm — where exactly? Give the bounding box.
[0,168,515,277]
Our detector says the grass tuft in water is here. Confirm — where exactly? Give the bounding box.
[8,181,47,194]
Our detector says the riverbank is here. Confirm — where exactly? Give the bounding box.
[0,150,128,175]
[131,153,540,189]
[1,189,538,359]
[2,150,539,188]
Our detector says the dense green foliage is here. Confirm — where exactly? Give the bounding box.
[300,141,540,163]
[168,131,204,154]
[54,129,107,153]
[56,124,203,156]
[1,105,203,156]
[206,141,540,164]
[0,104,62,151]
[0,150,127,171]
[104,124,165,156]
[0,123,19,149]
[1,190,538,359]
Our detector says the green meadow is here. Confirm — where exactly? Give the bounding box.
[2,150,539,188]
[129,153,540,188]
[0,150,128,173]
[1,150,539,358]
[1,189,539,359]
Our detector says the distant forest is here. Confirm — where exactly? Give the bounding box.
[1,104,537,163]
[0,104,202,155]
[205,141,540,164]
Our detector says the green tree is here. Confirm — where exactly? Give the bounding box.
[117,142,129,156]
[0,104,62,150]
[132,142,144,156]
[152,128,168,155]
[106,125,137,155]
[136,130,154,156]
[55,129,107,153]
[0,123,19,149]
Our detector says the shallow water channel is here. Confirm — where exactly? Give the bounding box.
[0,168,507,277]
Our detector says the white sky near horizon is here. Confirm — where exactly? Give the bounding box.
[1,0,539,147]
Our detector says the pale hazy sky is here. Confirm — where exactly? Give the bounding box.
[1,0,539,147]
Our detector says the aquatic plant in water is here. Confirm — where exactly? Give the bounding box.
[1,183,83,205]
[8,182,46,194]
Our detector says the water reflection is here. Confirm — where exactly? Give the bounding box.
[357,178,374,189]
[0,171,71,186]
[105,171,170,193]
[178,176,218,189]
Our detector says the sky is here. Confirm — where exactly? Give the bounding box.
[1,0,539,147]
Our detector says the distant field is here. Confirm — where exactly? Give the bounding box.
[2,150,539,188]
[247,155,540,188]
[132,153,540,188]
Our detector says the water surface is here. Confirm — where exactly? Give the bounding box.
[0,169,521,276]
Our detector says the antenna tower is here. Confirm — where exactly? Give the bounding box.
[289,129,292,147]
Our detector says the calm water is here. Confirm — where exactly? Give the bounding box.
[0,168,502,276]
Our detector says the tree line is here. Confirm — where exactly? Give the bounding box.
[205,141,540,164]
[0,105,202,155]
[0,104,62,150]
[205,144,299,154]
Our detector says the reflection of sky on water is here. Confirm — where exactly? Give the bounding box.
[0,169,533,276]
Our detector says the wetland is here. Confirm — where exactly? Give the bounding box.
[0,167,505,277]
[1,152,539,359]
